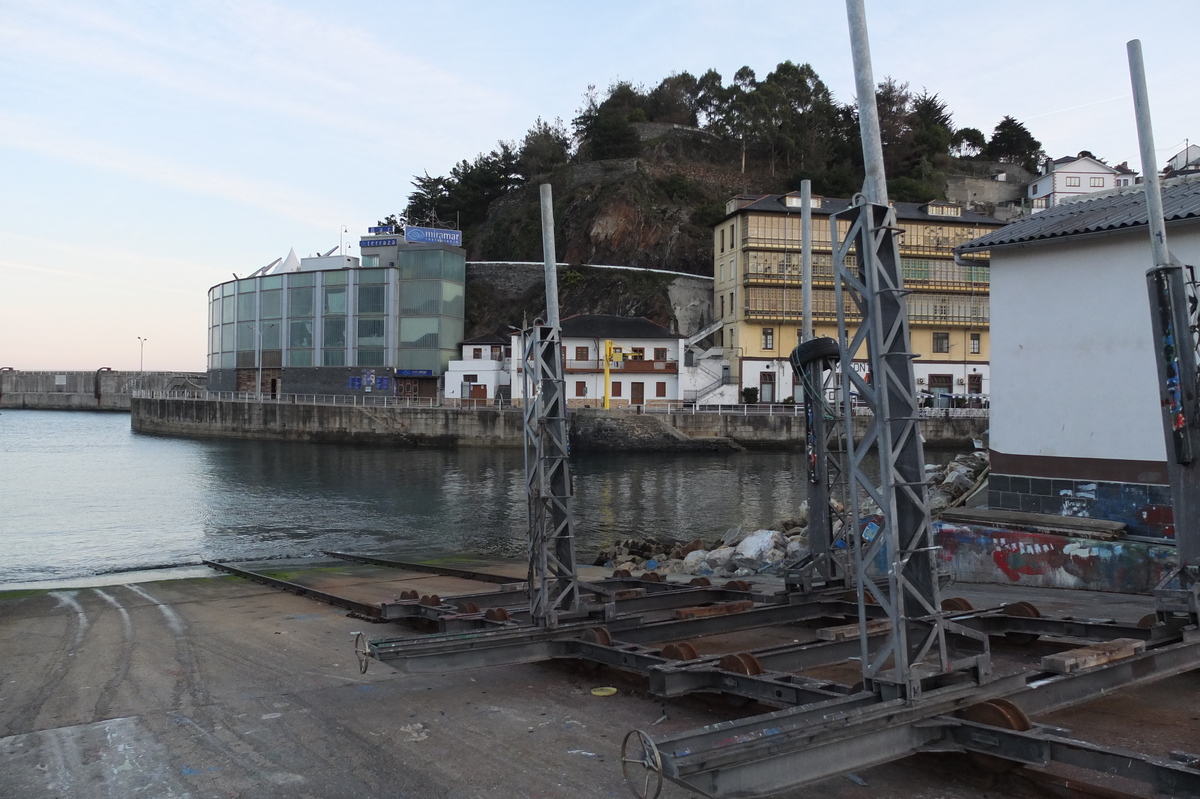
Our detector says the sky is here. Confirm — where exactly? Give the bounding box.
[1,0,1195,371]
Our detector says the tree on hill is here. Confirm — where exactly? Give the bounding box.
[951,127,986,158]
[517,117,571,179]
[985,116,1043,171]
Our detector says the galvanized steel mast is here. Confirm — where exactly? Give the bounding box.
[521,184,582,628]
[838,0,989,698]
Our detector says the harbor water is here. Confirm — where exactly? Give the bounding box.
[2,410,842,585]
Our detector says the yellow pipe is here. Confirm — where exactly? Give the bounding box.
[603,339,613,409]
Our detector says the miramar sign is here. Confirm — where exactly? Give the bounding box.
[405,226,462,246]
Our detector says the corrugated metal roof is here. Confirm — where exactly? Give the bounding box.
[959,175,1200,252]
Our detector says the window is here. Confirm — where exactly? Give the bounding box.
[720,296,725,317]
[933,331,950,353]
[1090,176,1104,188]
[361,255,379,268]
[1065,176,1081,187]
[612,382,622,397]
[576,381,587,397]
[357,349,385,366]
[463,374,478,383]
[720,228,725,253]
[357,318,385,346]
[358,285,385,314]
[324,318,346,348]
[656,381,666,398]
[324,285,347,314]
[654,347,667,361]
[970,333,981,354]
[762,327,774,350]
[575,346,589,360]
[289,320,313,348]
[629,348,645,361]
[288,286,314,317]
[473,348,483,359]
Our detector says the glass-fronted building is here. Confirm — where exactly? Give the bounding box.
[206,233,465,398]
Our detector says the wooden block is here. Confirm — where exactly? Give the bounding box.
[613,588,648,601]
[816,619,892,642]
[1040,638,1146,674]
[672,600,755,620]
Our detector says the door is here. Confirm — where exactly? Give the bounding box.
[631,382,645,406]
[760,372,775,403]
[469,384,487,399]
[928,374,953,407]
[967,373,982,395]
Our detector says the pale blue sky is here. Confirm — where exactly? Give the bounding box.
[1,0,1194,370]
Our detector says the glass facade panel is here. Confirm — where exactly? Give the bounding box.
[210,296,220,326]
[361,255,380,268]
[400,281,441,315]
[261,275,283,290]
[237,279,256,293]
[400,317,439,348]
[440,316,463,349]
[288,286,314,317]
[357,318,385,346]
[323,317,346,348]
[221,351,235,368]
[442,282,464,317]
[323,286,346,314]
[322,349,346,366]
[237,292,256,321]
[261,323,281,350]
[400,250,443,280]
[222,296,235,324]
[288,272,315,287]
[357,349,385,366]
[221,323,234,352]
[237,322,256,351]
[222,282,235,297]
[358,284,385,314]
[358,268,386,284]
[289,320,313,349]
[323,270,347,285]
[442,253,466,283]
[288,349,313,367]
[397,349,441,371]
[261,289,282,318]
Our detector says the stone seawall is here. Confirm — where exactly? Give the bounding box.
[132,398,986,452]
[1,371,206,411]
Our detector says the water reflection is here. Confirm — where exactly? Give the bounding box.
[1,410,962,583]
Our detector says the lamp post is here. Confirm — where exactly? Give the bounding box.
[340,225,349,256]
[137,336,147,372]
[255,322,276,401]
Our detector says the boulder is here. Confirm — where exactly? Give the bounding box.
[705,546,736,569]
[682,549,712,575]
[735,530,786,562]
[720,527,748,547]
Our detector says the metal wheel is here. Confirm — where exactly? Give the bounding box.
[961,698,1031,772]
[719,652,765,675]
[688,577,711,587]
[1004,601,1041,644]
[353,632,371,674]
[621,729,663,799]
[1138,612,1159,628]
[581,626,613,647]
[942,596,973,613]
[660,642,698,661]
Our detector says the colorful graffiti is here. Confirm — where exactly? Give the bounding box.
[935,522,1178,594]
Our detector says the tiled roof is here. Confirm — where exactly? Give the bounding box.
[559,315,676,339]
[958,175,1200,252]
[461,332,509,345]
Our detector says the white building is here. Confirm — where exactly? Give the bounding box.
[1026,154,1122,212]
[957,176,1200,539]
[444,333,512,403]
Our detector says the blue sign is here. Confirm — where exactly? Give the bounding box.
[368,225,394,234]
[396,369,433,377]
[360,238,397,247]
[404,226,462,246]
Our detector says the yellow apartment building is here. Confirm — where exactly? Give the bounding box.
[711,192,1004,402]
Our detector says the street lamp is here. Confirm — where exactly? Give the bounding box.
[137,336,147,372]
[340,225,349,256]
[254,322,277,401]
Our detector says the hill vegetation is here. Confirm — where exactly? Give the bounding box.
[381,63,1045,279]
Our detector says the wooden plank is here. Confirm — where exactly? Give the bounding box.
[939,508,1126,539]
[1040,638,1146,674]
[672,600,755,620]
[816,619,892,642]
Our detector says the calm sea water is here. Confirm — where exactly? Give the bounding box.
[0,410,863,585]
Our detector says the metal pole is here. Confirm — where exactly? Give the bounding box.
[539,184,560,329]
[1127,40,1170,267]
[846,0,889,205]
[801,180,813,343]
[256,326,263,401]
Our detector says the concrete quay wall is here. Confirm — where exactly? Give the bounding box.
[132,398,986,451]
[0,370,206,411]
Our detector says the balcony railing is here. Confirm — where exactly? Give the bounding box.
[565,359,678,373]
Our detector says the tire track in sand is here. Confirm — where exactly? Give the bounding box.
[91,589,134,722]
[4,591,88,734]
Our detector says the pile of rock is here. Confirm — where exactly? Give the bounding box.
[925,451,989,516]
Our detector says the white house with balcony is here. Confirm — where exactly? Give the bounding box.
[444,333,512,403]
[1026,154,1122,212]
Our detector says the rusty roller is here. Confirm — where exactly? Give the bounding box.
[485,607,511,622]
[718,652,765,675]
[641,572,663,583]
[660,642,699,661]
[961,698,1031,772]
[581,626,613,647]
[689,577,711,587]
[724,580,751,592]
[612,568,632,579]
[941,597,973,612]
[458,601,480,614]
[1004,600,1041,644]
[419,594,442,607]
